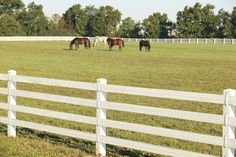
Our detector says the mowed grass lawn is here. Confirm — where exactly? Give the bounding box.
[0,41,236,157]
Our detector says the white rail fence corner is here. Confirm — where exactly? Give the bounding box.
[0,70,236,157]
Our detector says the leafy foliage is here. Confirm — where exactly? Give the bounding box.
[0,0,24,15]
[0,15,25,35]
[16,2,48,35]
[143,12,172,38]
[0,1,235,38]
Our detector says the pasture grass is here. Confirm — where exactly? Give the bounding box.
[0,41,236,156]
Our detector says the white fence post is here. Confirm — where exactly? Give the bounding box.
[223,38,226,44]
[232,39,234,45]
[196,38,199,44]
[7,70,16,137]
[223,89,236,157]
[96,78,107,157]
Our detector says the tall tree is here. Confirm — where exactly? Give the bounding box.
[176,3,203,37]
[63,4,87,35]
[89,12,106,36]
[143,12,171,38]
[0,15,25,35]
[0,0,24,15]
[84,5,98,36]
[98,6,121,36]
[216,9,233,38]
[47,14,69,36]
[118,17,136,37]
[231,7,236,38]
[17,2,48,35]
[201,4,218,37]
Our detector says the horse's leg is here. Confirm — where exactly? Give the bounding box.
[119,45,122,51]
[75,44,77,51]
[109,43,111,51]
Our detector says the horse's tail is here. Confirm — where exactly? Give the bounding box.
[122,40,124,48]
[88,39,91,49]
[149,42,151,52]
[139,41,142,51]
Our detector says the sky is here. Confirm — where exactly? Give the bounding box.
[22,0,236,22]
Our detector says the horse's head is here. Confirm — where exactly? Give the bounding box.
[69,40,74,50]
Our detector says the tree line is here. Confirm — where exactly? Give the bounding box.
[0,0,235,38]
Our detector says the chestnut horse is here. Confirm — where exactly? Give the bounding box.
[107,38,124,51]
[69,37,90,50]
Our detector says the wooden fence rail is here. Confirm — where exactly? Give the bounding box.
[0,70,236,157]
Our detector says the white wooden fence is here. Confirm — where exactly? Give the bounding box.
[0,36,235,44]
[0,70,236,157]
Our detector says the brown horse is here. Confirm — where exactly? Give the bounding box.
[69,37,90,50]
[107,38,124,51]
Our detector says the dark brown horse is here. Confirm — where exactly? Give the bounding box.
[69,37,90,50]
[139,40,150,52]
[107,38,124,51]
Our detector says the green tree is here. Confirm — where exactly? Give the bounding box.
[17,2,48,35]
[201,4,218,37]
[63,4,87,35]
[0,0,24,15]
[84,5,98,36]
[89,12,106,36]
[231,7,236,38]
[47,14,69,36]
[0,15,25,35]
[143,12,171,38]
[98,5,121,36]
[118,17,136,37]
[176,3,203,37]
[216,9,233,38]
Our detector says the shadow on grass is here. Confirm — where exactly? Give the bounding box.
[0,125,159,157]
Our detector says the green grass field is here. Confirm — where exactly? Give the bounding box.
[0,41,236,157]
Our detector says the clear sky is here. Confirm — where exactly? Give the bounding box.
[22,0,236,22]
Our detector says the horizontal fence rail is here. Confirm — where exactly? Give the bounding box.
[0,70,236,157]
[101,84,224,104]
[0,36,234,44]
[101,101,224,124]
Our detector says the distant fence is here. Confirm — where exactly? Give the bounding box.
[0,70,236,157]
[124,38,235,44]
[0,36,235,44]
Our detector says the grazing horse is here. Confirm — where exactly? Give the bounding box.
[107,38,124,51]
[69,37,90,50]
[93,36,108,47]
[139,40,150,52]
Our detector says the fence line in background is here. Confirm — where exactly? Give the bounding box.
[0,36,235,44]
[0,70,236,157]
